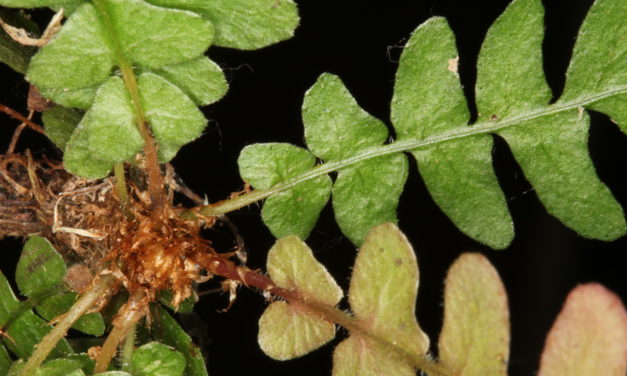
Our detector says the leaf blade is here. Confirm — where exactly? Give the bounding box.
[42,105,83,150]
[104,0,213,69]
[37,293,105,336]
[332,335,416,376]
[348,223,429,357]
[131,342,186,376]
[27,3,114,91]
[259,236,341,360]
[63,76,142,178]
[302,73,408,245]
[391,17,513,249]
[538,283,627,376]
[5,311,73,360]
[500,110,626,240]
[238,143,331,239]
[138,72,207,161]
[302,73,388,161]
[259,301,336,361]
[332,155,408,245]
[15,236,67,298]
[438,253,509,376]
[154,306,208,376]
[266,236,342,304]
[145,0,299,50]
[560,0,626,105]
[154,56,228,106]
[475,0,551,119]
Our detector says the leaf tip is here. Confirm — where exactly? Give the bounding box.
[539,283,627,376]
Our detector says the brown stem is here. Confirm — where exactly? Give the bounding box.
[118,59,165,212]
[94,290,147,373]
[92,0,165,213]
[200,253,448,376]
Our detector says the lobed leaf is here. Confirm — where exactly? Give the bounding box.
[21,0,226,179]
[333,223,429,375]
[438,253,509,376]
[560,0,627,134]
[241,0,626,248]
[560,0,626,107]
[238,143,331,239]
[27,0,214,90]
[303,73,408,245]
[500,111,626,240]
[259,236,342,360]
[259,301,337,361]
[391,17,513,250]
[303,74,388,161]
[265,236,343,304]
[476,0,626,241]
[103,0,213,69]
[27,3,115,91]
[145,0,299,50]
[63,76,142,178]
[154,56,228,106]
[153,306,208,376]
[137,72,207,162]
[475,0,550,119]
[538,283,627,376]
[332,156,407,245]
[15,236,67,298]
[131,342,186,376]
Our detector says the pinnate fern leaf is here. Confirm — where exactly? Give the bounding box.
[257,224,431,374]
[476,0,625,242]
[0,0,299,179]
[258,236,342,359]
[238,0,627,248]
[303,74,409,245]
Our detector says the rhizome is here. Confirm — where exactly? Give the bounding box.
[0,102,285,374]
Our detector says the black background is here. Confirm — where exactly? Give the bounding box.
[1,1,626,375]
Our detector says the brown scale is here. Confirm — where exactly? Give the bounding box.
[103,180,217,307]
[0,151,219,308]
